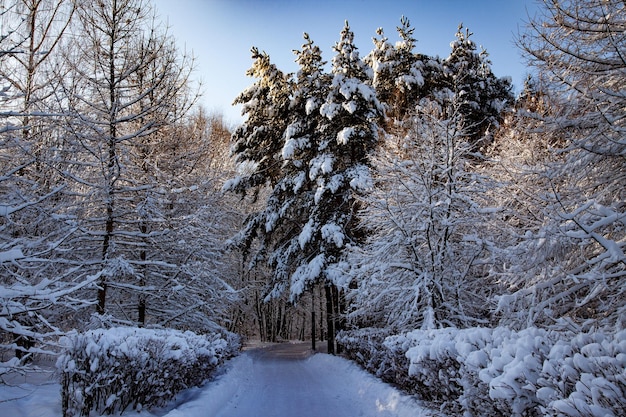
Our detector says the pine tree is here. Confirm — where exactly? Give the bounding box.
[443,24,513,151]
[260,33,330,301]
[310,21,383,352]
[225,34,329,302]
[225,47,292,199]
[222,46,299,342]
[366,16,425,120]
[225,23,383,350]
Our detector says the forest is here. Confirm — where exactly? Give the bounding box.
[1,0,624,416]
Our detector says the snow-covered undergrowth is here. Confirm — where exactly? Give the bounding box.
[339,327,625,416]
[56,327,240,417]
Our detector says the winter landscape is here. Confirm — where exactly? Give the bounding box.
[1,0,624,416]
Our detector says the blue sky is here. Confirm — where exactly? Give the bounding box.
[153,0,539,125]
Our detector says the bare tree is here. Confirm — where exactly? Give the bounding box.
[58,0,199,324]
[147,108,243,333]
[0,0,100,375]
[347,97,498,332]
[498,0,626,330]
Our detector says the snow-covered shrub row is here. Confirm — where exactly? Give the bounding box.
[57,326,240,417]
[537,330,626,417]
[340,327,625,417]
[390,328,487,415]
[337,328,408,386]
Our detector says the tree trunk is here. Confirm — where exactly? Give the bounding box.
[336,287,346,354]
[318,285,325,342]
[311,289,316,350]
[311,309,316,351]
[138,222,147,326]
[325,284,336,354]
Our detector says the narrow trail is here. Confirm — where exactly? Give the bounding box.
[164,342,428,417]
[216,344,339,417]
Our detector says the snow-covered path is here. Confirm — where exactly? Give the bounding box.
[0,342,428,417]
[164,342,427,417]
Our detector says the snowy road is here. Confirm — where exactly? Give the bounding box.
[164,342,427,417]
[0,342,428,417]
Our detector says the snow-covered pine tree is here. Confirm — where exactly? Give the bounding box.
[366,26,394,110]
[308,21,384,352]
[225,34,330,341]
[256,33,330,301]
[223,46,293,274]
[222,46,300,341]
[365,16,425,121]
[225,47,292,199]
[443,24,513,152]
[225,23,383,350]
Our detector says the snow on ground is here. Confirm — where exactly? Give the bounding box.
[0,342,429,417]
[0,366,62,417]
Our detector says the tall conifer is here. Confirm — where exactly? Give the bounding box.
[443,24,513,150]
[226,48,292,197]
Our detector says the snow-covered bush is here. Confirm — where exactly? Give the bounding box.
[477,327,554,417]
[402,328,463,408]
[393,327,559,416]
[537,330,626,417]
[389,327,502,416]
[57,327,240,417]
[343,326,622,417]
[338,328,408,387]
[341,327,471,413]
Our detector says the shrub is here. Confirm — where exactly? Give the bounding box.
[537,330,626,417]
[57,327,240,417]
[392,327,507,416]
[341,326,625,417]
[477,327,554,417]
[338,328,395,382]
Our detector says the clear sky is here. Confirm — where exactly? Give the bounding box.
[153,0,540,125]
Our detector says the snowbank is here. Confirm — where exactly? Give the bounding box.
[56,327,240,417]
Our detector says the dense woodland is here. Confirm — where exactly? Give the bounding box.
[1,0,624,414]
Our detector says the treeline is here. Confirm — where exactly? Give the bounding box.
[0,0,243,375]
[226,17,513,351]
[227,0,625,393]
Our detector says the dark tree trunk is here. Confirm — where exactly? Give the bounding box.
[336,288,346,354]
[325,284,336,354]
[311,309,316,351]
